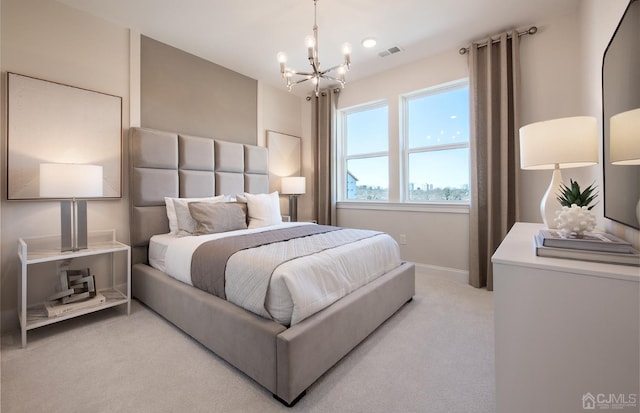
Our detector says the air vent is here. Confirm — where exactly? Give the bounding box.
[378,46,403,58]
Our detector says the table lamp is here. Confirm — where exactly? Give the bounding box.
[281,176,306,222]
[519,116,598,228]
[40,163,103,251]
[610,108,640,226]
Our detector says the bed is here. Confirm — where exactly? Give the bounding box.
[129,126,415,406]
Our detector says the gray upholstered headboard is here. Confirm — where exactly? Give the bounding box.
[129,127,269,264]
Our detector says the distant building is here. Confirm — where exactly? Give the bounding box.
[347,171,358,199]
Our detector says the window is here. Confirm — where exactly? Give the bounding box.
[404,81,470,202]
[337,79,469,205]
[340,102,389,200]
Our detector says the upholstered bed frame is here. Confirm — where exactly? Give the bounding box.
[129,126,415,406]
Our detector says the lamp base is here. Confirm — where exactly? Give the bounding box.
[540,166,563,229]
[288,195,299,222]
[60,200,88,252]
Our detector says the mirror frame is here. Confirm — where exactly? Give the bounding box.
[602,0,640,230]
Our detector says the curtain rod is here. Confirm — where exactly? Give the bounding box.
[458,26,537,55]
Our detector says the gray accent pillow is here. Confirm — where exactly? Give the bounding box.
[165,195,226,234]
[188,202,248,235]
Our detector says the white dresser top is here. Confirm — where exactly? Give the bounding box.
[492,222,640,283]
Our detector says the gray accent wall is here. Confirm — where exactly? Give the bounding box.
[141,36,257,145]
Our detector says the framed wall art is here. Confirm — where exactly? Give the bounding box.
[7,72,122,199]
[266,130,301,193]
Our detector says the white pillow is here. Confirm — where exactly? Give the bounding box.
[245,191,282,229]
[164,195,226,234]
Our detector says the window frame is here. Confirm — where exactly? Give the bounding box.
[401,78,470,204]
[337,99,389,202]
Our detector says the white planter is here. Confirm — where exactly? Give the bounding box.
[554,204,597,237]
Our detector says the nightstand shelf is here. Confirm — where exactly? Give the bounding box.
[18,230,130,347]
[23,288,127,330]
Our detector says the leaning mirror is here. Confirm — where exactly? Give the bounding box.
[602,0,640,230]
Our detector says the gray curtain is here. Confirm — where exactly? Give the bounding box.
[312,89,339,226]
[468,32,521,291]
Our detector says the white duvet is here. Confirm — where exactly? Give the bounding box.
[149,222,402,325]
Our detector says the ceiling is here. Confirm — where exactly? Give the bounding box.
[56,0,579,96]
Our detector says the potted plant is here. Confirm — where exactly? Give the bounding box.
[555,179,598,237]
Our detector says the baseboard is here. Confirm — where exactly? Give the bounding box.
[413,262,469,284]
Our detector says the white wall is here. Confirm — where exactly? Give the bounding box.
[257,82,308,220]
[518,11,587,223]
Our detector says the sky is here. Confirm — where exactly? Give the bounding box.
[345,85,469,189]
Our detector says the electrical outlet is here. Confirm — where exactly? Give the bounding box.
[399,234,407,245]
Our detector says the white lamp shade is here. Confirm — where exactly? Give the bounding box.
[610,108,640,165]
[281,176,306,195]
[519,116,598,170]
[40,163,103,198]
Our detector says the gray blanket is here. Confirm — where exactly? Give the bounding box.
[191,225,342,299]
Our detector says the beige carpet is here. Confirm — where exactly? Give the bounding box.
[1,272,495,413]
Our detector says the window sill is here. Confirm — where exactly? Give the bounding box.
[336,201,469,214]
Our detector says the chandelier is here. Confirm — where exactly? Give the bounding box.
[277,0,351,96]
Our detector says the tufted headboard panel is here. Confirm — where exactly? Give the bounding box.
[129,127,269,264]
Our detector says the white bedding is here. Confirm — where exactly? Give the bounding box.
[149,222,402,325]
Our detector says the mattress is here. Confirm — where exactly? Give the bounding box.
[148,222,401,325]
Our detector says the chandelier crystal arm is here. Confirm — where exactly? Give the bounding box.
[292,77,314,85]
[320,64,346,75]
[276,0,351,96]
[319,74,344,83]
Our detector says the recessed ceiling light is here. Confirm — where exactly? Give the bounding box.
[361,37,377,48]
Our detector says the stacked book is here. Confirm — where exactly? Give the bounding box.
[534,229,640,266]
[44,268,106,317]
[44,292,106,317]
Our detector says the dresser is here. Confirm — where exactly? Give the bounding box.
[492,222,639,413]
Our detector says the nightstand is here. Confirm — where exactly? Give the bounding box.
[18,229,130,347]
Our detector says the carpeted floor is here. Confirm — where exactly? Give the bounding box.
[1,271,495,413]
